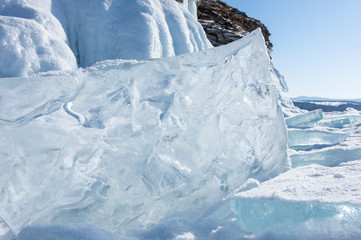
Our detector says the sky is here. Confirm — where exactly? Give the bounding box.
[223,0,361,99]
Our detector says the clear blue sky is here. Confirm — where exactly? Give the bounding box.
[224,0,361,99]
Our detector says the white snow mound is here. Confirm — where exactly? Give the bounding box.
[0,0,77,77]
[0,0,211,77]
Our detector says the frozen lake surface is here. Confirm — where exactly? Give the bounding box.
[232,101,361,239]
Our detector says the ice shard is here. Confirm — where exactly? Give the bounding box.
[286,109,323,128]
[321,118,351,128]
[320,115,361,128]
[291,147,361,167]
[287,129,349,151]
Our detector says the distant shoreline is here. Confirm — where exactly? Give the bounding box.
[291,96,361,103]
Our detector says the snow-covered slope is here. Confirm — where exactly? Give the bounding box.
[0,29,289,239]
[0,0,77,77]
[0,0,211,77]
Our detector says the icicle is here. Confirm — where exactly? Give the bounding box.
[183,0,198,19]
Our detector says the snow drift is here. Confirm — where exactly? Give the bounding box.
[0,0,211,77]
[0,29,289,238]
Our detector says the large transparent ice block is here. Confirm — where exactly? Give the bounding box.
[0,29,289,236]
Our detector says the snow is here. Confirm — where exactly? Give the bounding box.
[60,0,211,67]
[232,161,361,239]
[0,29,289,238]
[231,103,361,239]
[0,0,211,77]
[182,0,198,18]
[0,0,77,77]
[234,161,361,204]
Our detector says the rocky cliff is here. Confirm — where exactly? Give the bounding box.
[176,0,272,48]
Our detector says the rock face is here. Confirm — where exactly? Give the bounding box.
[197,0,272,48]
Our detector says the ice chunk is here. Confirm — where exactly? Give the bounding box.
[287,129,349,151]
[288,108,361,167]
[320,115,361,128]
[0,216,15,240]
[321,118,351,128]
[285,109,323,128]
[232,199,359,234]
[0,29,289,236]
[232,199,361,240]
[232,160,361,238]
[131,197,244,240]
[291,147,361,167]
[17,224,121,240]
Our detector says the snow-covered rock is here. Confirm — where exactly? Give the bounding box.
[0,0,211,77]
[0,29,289,238]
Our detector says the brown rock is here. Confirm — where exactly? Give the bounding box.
[197,0,272,48]
[174,0,272,48]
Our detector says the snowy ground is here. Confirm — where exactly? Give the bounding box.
[233,103,361,239]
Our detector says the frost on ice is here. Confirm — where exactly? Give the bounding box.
[0,29,289,238]
[0,0,211,77]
